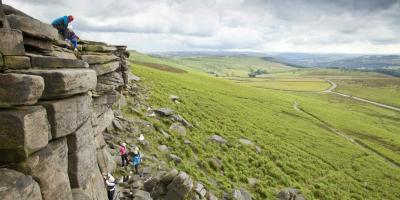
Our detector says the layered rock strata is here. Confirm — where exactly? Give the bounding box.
[0,3,129,200]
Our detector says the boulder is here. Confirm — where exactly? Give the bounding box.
[47,47,77,59]
[161,169,179,184]
[91,61,120,76]
[238,139,254,146]
[80,54,119,65]
[12,69,96,99]
[194,182,207,198]
[97,146,117,173]
[0,73,44,107]
[169,122,186,135]
[83,44,117,52]
[169,95,180,101]
[169,154,182,164]
[18,138,73,200]
[209,135,226,144]
[155,108,174,116]
[0,168,42,200]
[165,171,193,200]
[0,29,25,55]
[3,55,31,69]
[131,189,152,200]
[0,106,50,163]
[207,192,219,200]
[158,145,169,152]
[277,188,306,200]
[23,36,53,50]
[30,56,89,69]
[39,94,92,139]
[6,14,61,41]
[96,71,124,92]
[232,188,252,200]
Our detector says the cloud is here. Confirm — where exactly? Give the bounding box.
[3,0,400,54]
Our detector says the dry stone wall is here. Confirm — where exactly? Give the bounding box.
[0,3,129,200]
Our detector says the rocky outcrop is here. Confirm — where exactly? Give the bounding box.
[0,3,129,200]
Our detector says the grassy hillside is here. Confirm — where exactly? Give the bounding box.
[126,53,400,200]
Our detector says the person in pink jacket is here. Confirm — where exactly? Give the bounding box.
[119,143,129,167]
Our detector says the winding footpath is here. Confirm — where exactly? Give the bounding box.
[322,79,400,112]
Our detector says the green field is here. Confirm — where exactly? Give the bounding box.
[333,78,400,107]
[126,53,400,200]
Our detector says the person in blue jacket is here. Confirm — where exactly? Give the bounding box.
[66,25,79,51]
[131,147,142,176]
[51,15,74,38]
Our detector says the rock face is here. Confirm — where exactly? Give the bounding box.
[0,73,44,107]
[13,69,97,99]
[40,94,92,139]
[0,3,130,200]
[0,168,42,200]
[18,138,73,200]
[0,106,50,163]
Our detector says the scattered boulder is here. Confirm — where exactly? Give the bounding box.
[209,135,226,144]
[247,178,258,187]
[158,145,169,152]
[169,154,183,164]
[194,182,207,198]
[0,106,50,163]
[238,138,254,146]
[131,189,152,200]
[165,171,193,200]
[0,73,44,107]
[169,122,186,135]
[232,188,252,200]
[161,169,179,184]
[277,188,306,200]
[0,168,42,200]
[155,107,174,116]
[170,95,180,102]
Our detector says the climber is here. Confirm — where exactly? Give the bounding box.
[104,173,116,200]
[51,15,74,38]
[131,147,142,176]
[66,25,79,51]
[119,143,129,167]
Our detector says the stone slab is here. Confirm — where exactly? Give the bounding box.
[17,138,73,200]
[82,45,117,52]
[0,73,44,107]
[68,143,97,188]
[81,165,108,200]
[23,36,53,50]
[4,55,31,69]
[91,61,120,76]
[93,108,114,136]
[31,56,89,69]
[7,14,61,41]
[81,54,119,65]
[97,146,116,173]
[11,69,96,99]
[92,91,118,117]
[96,71,124,93]
[0,168,42,200]
[0,106,50,163]
[0,28,25,55]
[39,94,92,139]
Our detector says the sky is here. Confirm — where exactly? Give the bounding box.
[3,0,400,54]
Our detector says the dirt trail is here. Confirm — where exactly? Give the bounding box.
[323,80,400,112]
[293,102,399,168]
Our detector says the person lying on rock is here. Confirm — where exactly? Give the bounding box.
[119,142,129,167]
[51,15,74,38]
[131,147,142,176]
[66,25,79,51]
